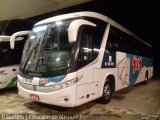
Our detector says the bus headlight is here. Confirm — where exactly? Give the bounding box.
[65,78,77,87]
[53,84,62,90]
[49,78,77,91]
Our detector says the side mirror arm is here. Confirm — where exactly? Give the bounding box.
[10,31,31,49]
[68,19,96,43]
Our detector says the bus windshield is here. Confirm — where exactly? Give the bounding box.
[20,20,75,74]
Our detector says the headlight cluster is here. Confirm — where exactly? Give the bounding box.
[17,74,79,92]
[49,78,77,91]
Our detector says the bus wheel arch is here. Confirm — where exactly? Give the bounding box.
[99,75,115,104]
[106,75,115,93]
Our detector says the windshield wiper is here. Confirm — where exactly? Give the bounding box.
[22,46,36,73]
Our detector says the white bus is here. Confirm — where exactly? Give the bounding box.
[0,19,34,89]
[11,12,153,107]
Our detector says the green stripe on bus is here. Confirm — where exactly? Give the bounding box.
[5,77,17,88]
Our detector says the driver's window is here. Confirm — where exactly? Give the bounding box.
[79,31,93,61]
[78,26,95,68]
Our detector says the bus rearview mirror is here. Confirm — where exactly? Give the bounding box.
[68,19,96,43]
[10,31,31,49]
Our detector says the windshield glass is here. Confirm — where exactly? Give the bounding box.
[20,20,75,74]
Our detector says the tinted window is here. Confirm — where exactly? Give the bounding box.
[78,25,103,68]
[0,40,25,67]
[106,26,152,57]
[105,26,127,52]
[79,27,94,62]
[93,27,104,59]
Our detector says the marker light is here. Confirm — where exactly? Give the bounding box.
[33,25,47,32]
[56,21,63,26]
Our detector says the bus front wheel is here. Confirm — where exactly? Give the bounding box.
[100,81,112,104]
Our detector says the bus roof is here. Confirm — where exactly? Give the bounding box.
[35,11,152,47]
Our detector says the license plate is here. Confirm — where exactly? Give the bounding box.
[30,94,39,101]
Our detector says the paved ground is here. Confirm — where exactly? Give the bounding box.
[0,79,160,120]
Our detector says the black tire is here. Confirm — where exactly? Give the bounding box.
[143,72,148,84]
[99,81,112,104]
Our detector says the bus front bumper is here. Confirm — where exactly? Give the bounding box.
[17,82,76,107]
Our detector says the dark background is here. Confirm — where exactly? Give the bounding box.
[29,0,160,78]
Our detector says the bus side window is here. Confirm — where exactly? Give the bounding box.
[79,28,93,61]
[106,28,119,52]
[0,40,25,67]
[0,41,12,67]
[78,26,95,68]
[93,28,104,59]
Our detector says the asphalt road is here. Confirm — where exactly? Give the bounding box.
[0,79,160,120]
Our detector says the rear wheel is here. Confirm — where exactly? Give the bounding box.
[100,81,112,104]
[143,72,148,84]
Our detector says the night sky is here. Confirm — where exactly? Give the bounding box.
[29,0,160,77]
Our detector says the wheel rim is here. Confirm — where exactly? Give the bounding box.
[103,84,111,97]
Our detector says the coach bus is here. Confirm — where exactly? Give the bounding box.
[0,19,34,89]
[11,12,153,107]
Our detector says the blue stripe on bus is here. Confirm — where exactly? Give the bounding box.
[48,75,66,83]
[39,75,66,86]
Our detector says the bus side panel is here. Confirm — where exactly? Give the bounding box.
[99,51,153,96]
[148,67,153,79]
[76,82,99,106]
[126,54,153,85]
[98,69,117,97]
[116,52,130,90]
[76,65,99,106]
[100,52,130,93]
[0,65,18,89]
